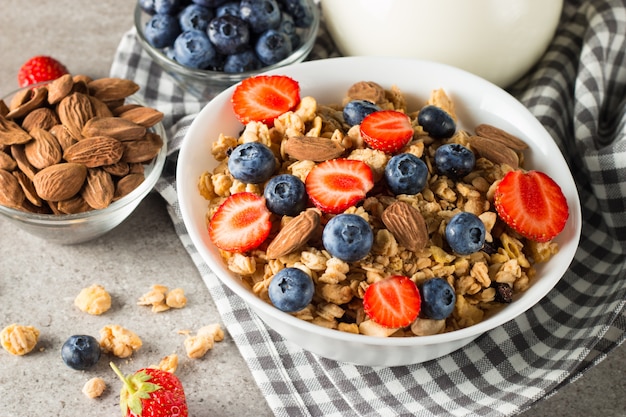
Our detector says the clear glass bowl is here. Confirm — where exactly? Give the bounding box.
[0,89,167,245]
[134,0,321,100]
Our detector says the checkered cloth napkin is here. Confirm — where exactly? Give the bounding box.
[111,1,626,415]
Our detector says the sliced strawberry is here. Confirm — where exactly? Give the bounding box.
[231,75,300,127]
[208,192,272,252]
[494,170,569,243]
[17,55,69,88]
[363,275,421,328]
[305,158,374,214]
[359,110,414,153]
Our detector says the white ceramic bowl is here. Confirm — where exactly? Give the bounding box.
[320,0,563,88]
[177,56,581,366]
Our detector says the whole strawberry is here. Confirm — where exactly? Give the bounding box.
[17,55,69,88]
[110,362,188,417]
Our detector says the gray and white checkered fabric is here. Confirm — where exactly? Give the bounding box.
[110,1,626,415]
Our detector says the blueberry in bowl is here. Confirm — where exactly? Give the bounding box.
[134,0,320,99]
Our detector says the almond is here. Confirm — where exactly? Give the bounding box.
[57,194,92,214]
[10,145,38,180]
[33,163,87,201]
[24,128,63,169]
[63,136,124,168]
[81,116,146,141]
[0,115,32,146]
[87,78,140,102]
[88,96,114,118]
[21,107,59,133]
[6,86,48,119]
[81,168,114,210]
[113,173,144,201]
[283,136,345,162]
[117,106,164,128]
[474,124,528,151]
[0,168,25,209]
[266,209,321,259]
[0,151,17,171]
[468,135,520,169]
[57,92,95,140]
[49,124,77,152]
[47,73,74,105]
[346,81,386,104]
[121,132,164,163]
[13,170,42,207]
[381,201,429,252]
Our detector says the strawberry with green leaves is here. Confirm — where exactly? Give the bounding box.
[494,169,569,243]
[17,55,69,88]
[231,74,300,127]
[363,275,421,328]
[110,362,188,417]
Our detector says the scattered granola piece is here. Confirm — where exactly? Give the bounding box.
[196,324,224,342]
[150,353,179,373]
[82,377,106,399]
[138,285,187,313]
[165,288,187,309]
[74,284,111,315]
[0,324,40,356]
[98,325,142,358]
[183,323,224,359]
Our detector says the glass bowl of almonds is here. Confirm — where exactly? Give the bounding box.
[177,56,582,366]
[0,75,167,245]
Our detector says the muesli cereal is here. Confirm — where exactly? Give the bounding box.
[198,79,565,337]
[0,323,40,355]
[98,324,142,358]
[74,284,111,315]
[82,377,106,399]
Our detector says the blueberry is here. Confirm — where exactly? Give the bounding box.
[255,29,292,65]
[342,100,381,126]
[418,278,456,320]
[192,0,228,7]
[240,0,281,33]
[178,4,214,32]
[278,12,300,48]
[139,0,156,15]
[322,214,373,262]
[278,0,314,27]
[228,142,277,184]
[208,14,251,55]
[417,105,456,139]
[173,30,219,69]
[268,267,315,312]
[216,1,240,17]
[61,335,101,370]
[154,0,182,15]
[384,153,428,195]
[144,13,181,48]
[434,143,475,179]
[264,174,307,215]
[223,49,262,73]
[445,212,486,255]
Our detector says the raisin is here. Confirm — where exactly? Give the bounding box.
[492,282,514,303]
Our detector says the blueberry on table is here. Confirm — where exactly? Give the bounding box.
[434,143,475,179]
[208,14,251,55]
[384,153,428,195]
[144,13,181,48]
[418,278,456,320]
[268,267,315,312]
[417,105,456,139]
[322,214,373,262]
[255,29,293,65]
[445,212,486,255]
[264,174,307,216]
[173,30,219,69]
[178,3,214,32]
[342,99,381,126]
[61,335,101,370]
[228,142,277,184]
[240,0,282,33]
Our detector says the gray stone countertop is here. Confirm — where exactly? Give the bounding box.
[0,1,624,416]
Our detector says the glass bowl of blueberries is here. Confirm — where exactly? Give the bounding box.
[134,0,320,100]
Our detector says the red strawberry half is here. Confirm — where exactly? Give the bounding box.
[494,170,569,243]
[17,55,69,88]
[110,362,188,417]
[305,158,374,214]
[208,192,272,253]
[363,275,421,328]
[359,110,414,153]
[231,74,300,127]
